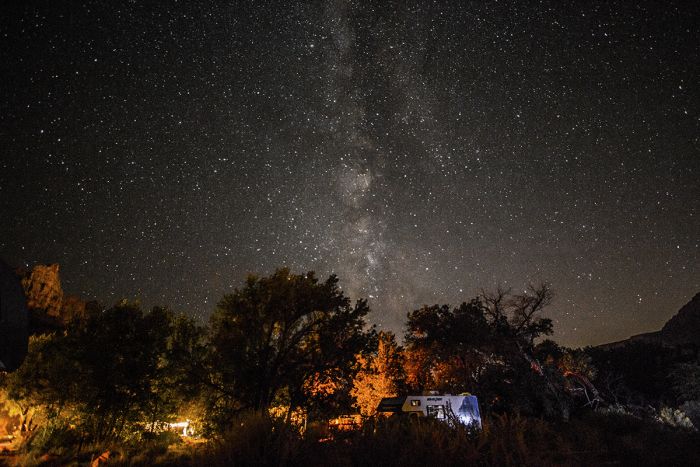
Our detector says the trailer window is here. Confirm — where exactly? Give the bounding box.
[427,405,446,420]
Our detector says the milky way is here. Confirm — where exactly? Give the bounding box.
[1,1,698,347]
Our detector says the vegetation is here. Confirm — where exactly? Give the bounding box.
[403,285,572,418]
[122,411,700,466]
[1,303,201,444]
[351,331,404,416]
[202,268,373,431]
[1,269,699,465]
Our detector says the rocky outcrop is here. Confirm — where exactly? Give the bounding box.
[659,293,700,347]
[21,263,64,318]
[61,294,87,322]
[599,293,700,349]
[19,263,86,326]
[0,259,29,371]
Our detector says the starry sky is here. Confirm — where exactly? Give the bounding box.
[1,1,698,347]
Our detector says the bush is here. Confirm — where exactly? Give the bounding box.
[680,400,700,428]
[21,423,82,459]
[195,412,312,467]
[657,406,695,429]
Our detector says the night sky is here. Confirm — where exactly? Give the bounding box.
[1,1,698,347]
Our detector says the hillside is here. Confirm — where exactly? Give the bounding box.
[599,293,700,349]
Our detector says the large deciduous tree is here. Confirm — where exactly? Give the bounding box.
[404,284,570,417]
[404,300,492,394]
[2,302,202,441]
[205,268,372,429]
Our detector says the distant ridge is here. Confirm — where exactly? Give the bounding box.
[598,293,700,350]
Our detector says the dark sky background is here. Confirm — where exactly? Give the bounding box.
[1,1,698,347]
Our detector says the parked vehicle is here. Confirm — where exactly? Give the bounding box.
[377,394,481,428]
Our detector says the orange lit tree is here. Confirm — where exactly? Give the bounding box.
[351,331,405,416]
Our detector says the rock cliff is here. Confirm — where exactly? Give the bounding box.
[21,263,64,317]
[599,293,700,349]
[659,293,700,346]
[19,263,86,325]
[0,259,29,371]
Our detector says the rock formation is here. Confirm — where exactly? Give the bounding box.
[19,263,86,327]
[600,292,700,349]
[0,259,29,371]
[61,294,87,322]
[21,263,64,318]
[659,292,700,347]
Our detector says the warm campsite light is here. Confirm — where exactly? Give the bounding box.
[168,420,192,437]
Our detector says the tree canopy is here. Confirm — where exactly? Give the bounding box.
[2,302,200,441]
[204,268,372,429]
[351,331,405,416]
[9,268,685,450]
[404,284,567,416]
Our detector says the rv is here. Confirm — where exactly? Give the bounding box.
[377,394,481,428]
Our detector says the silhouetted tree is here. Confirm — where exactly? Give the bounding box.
[405,300,491,393]
[205,268,372,430]
[2,302,200,441]
[587,342,679,406]
[405,284,570,417]
[533,339,566,364]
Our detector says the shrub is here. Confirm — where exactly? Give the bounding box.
[657,406,695,430]
[195,412,312,467]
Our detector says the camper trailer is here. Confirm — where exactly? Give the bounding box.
[377,394,481,428]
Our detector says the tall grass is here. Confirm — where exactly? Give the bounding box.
[191,410,700,467]
[9,411,700,466]
[194,412,314,467]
